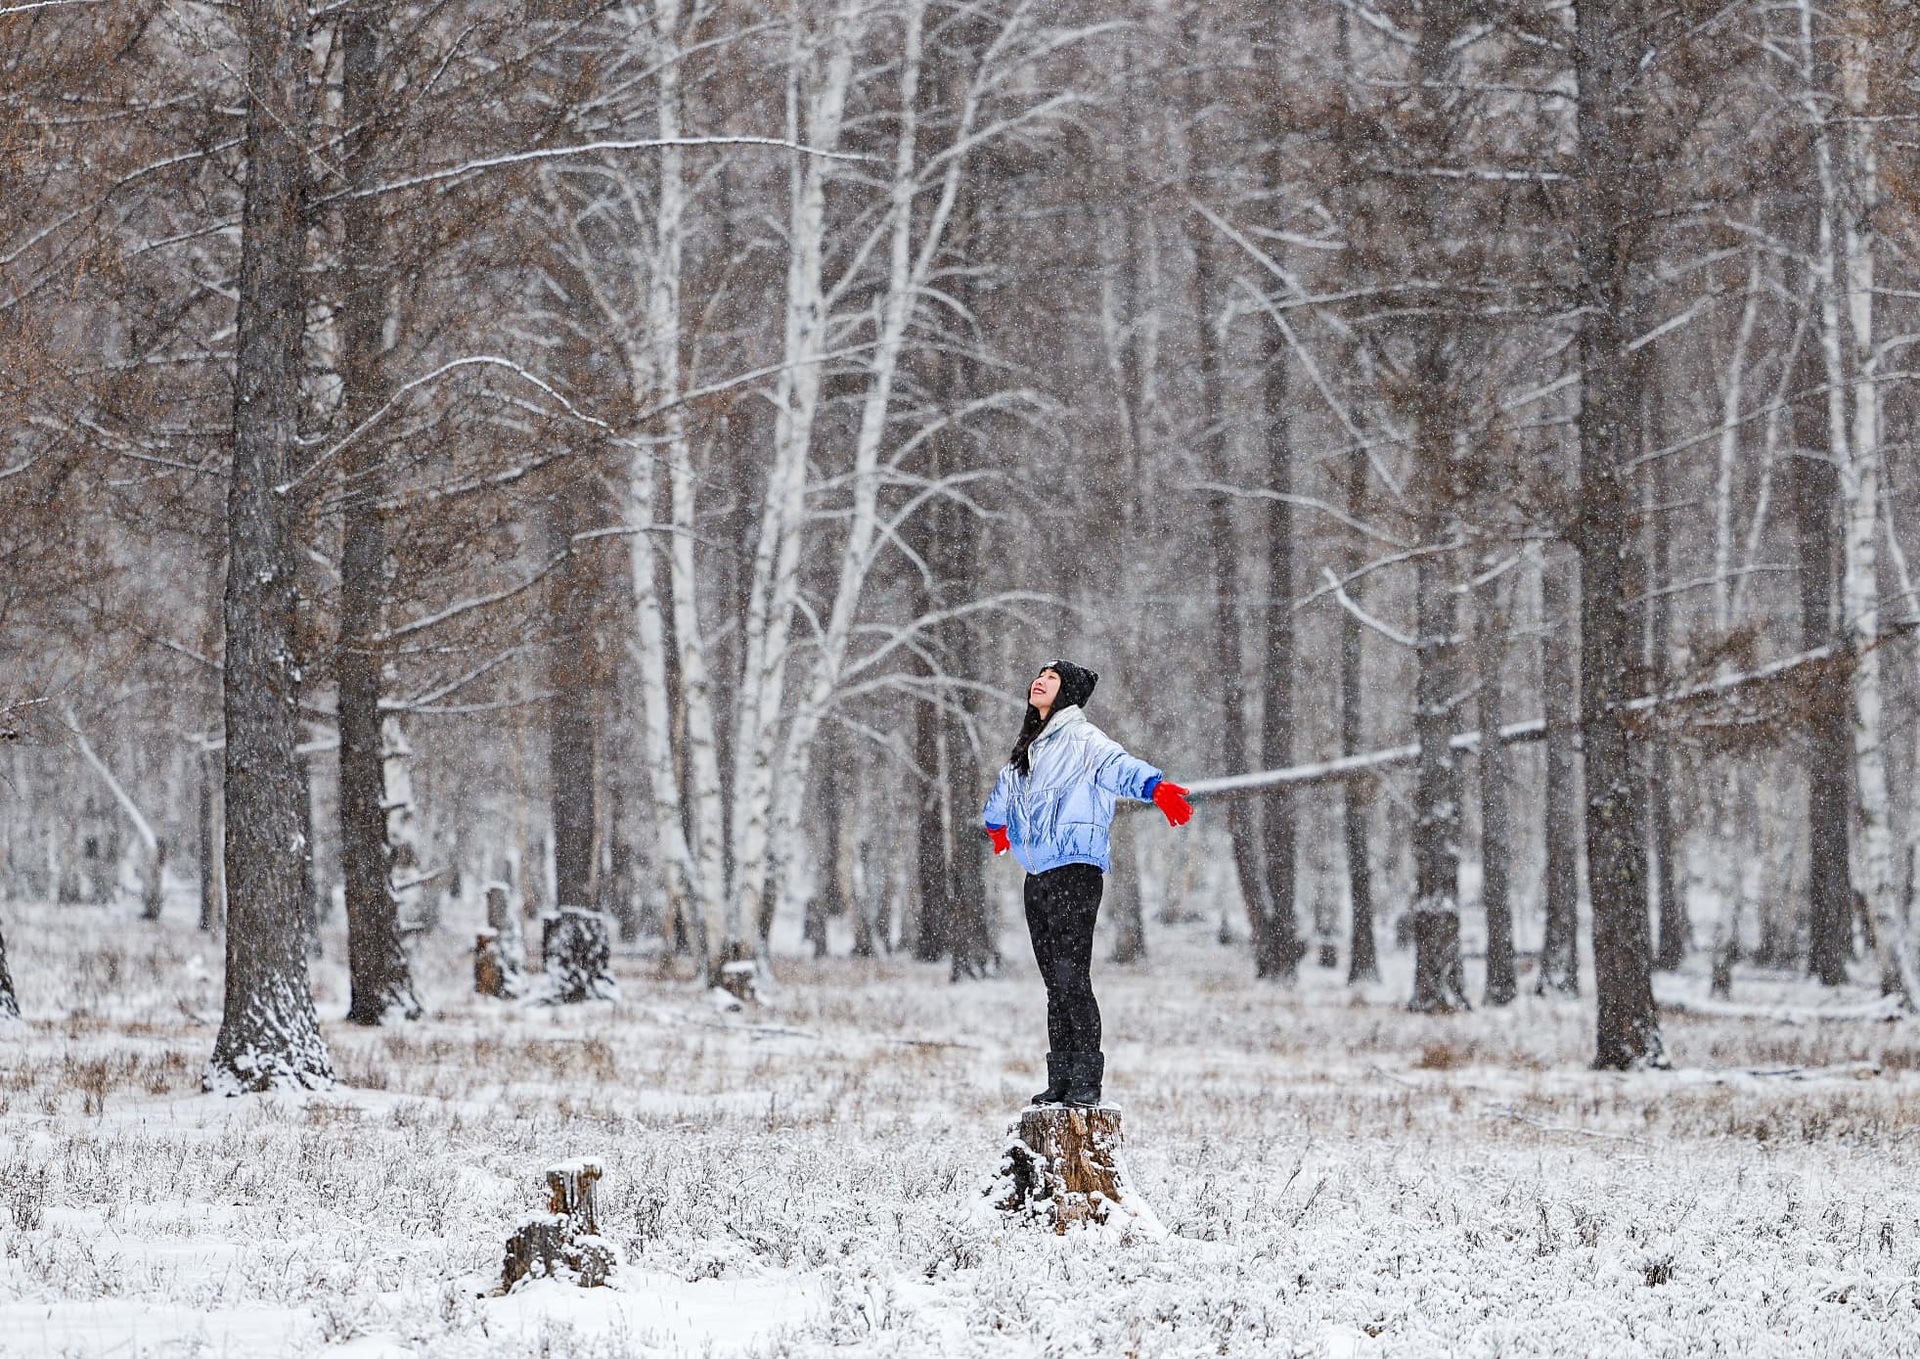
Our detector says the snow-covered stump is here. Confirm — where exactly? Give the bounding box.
[502,1159,619,1291]
[993,1105,1148,1234]
[475,883,524,999]
[535,906,616,1004]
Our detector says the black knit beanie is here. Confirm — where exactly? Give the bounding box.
[1043,659,1098,712]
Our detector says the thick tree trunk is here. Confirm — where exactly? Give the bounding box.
[1257,334,1303,980]
[1477,574,1516,1006]
[1411,546,1468,1012]
[335,0,418,1025]
[1572,0,1664,1069]
[546,490,599,911]
[1796,415,1852,985]
[1538,550,1582,996]
[207,0,332,1092]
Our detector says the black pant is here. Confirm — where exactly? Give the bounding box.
[1024,863,1104,1053]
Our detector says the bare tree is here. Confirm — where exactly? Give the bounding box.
[208,0,333,1092]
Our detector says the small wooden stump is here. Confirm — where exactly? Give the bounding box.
[994,1105,1128,1233]
[502,1159,619,1291]
[475,884,524,998]
[536,906,617,1004]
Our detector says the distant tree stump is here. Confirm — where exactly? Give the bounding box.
[716,958,760,1005]
[993,1105,1137,1233]
[536,907,617,1004]
[475,884,524,998]
[502,1159,619,1290]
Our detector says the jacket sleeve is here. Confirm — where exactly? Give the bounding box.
[1086,730,1163,803]
[983,764,1013,830]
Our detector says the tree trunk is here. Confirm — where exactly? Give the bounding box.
[198,741,223,933]
[334,0,418,1025]
[1411,544,1468,1013]
[1539,550,1582,996]
[1340,443,1377,984]
[912,693,949,962]
[1192,226,1273,976]
[1572,0,1664,1069]
[1256,330,1303,980]
[0,912,17,1020]
[546,489,599,911]
[1648,425,1684,971]
[1477,573,1516,1006]
[207,0,333,1092]
[1796,401,1852,985]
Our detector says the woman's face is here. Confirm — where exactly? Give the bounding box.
[1030,669,1062,713]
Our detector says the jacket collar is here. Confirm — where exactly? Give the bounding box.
[1035,705,1086,744]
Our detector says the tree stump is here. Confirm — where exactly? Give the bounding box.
[475,884,524,998]
[502,1159,619,1290]
[716,958,760,1005]
[993,1105,1134,1233]
[536,906,617,1004]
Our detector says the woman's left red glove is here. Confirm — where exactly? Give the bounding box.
[987,825,1011,855]
[1152,781,1193,827]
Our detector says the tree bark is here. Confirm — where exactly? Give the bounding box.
[1411,542,1468,1013]
[1539,552,1582,996]
[546,488,599,911]
[1796,397,1852,985]
[1571,0,1664,1069]
[334,0,418,1025]
[1340,443,1377,984]
[1477,573,1516,1006]
[207,0,333,1092]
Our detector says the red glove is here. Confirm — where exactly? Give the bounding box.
[987,825,1011,856]
[1152,781,1193,828]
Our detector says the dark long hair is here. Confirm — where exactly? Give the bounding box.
[1008,704,1049,776]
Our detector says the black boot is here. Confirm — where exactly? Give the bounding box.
[1063,1051,1104,1107]
[1031,1052,1069,1105]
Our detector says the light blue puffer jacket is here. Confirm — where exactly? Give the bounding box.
[982,706,1163,875]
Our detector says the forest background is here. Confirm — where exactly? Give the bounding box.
[6,0,1920,1087]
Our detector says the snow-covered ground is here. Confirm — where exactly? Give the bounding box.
[4,897,1920,1357]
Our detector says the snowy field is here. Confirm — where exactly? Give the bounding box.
[5,897,1920,1358]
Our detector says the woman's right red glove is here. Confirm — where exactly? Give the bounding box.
[987,825,1011,856]
[1152,781,1193,827]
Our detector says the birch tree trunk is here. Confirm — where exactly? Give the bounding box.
[336,0,419,1025]
[1572,0,1664,1068]
[0,912,17,1021]
[729,0,860,959]
[208,0,333,1091]
[1804,0,1913,1000]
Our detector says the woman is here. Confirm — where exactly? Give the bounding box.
[983,660,1192,1107]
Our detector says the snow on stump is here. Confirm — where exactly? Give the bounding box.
[993,1105,1137,1234]
[475,883,524,999]
[502,1159,620,1291]
[716,958,760,1005]
[534,906,617,1004]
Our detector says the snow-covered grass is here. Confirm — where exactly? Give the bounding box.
[5,896,1920,1357]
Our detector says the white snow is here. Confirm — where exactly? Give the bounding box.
[4,896,1920,1356]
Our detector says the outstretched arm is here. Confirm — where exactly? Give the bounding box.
[983,765,1013,854]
